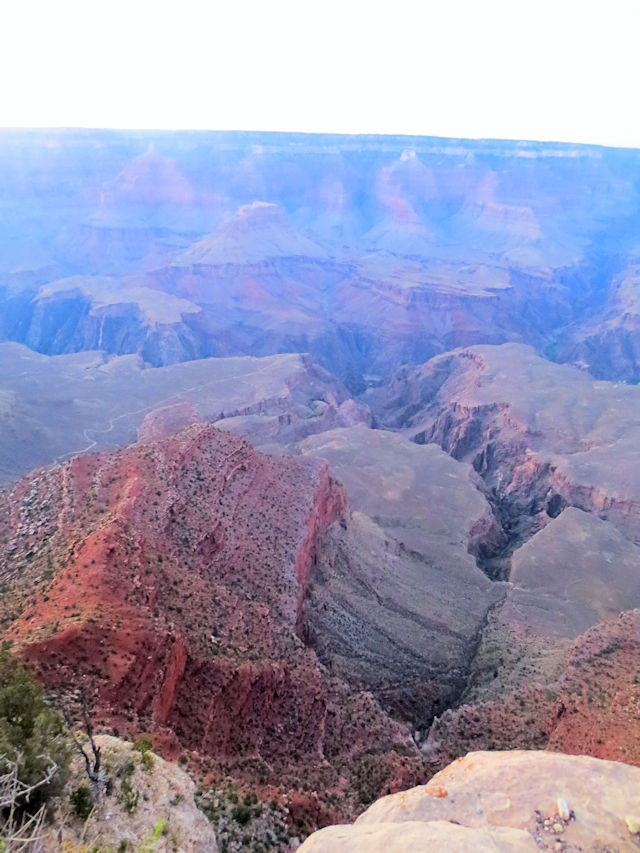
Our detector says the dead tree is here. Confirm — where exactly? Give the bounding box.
[61,691,104,804]
[0,756,58,852]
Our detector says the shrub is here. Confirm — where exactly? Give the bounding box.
[119,780,139,814]
[140,751,154,771]
[133,735,153,755]
[0,645,70,816]
[133,735,155,771]
[231,803,252,826]
[70,784,93,820]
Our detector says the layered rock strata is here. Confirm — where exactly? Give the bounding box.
[0,342,366,483]
[368,344,640,762]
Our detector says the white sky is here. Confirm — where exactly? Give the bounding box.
[1,0,639,148]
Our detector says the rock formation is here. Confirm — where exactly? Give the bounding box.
[299,750,640,851]
[3,130,640,390]
[0,423,423,827]
[299,425,504,723]
[428,607,640,769]
[3,130,640,848]
[559,260,640,383]
[369,342,640,564]
[366,344,640,766]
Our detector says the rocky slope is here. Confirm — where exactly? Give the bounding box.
[299,750,640,852]
[368,344,640,765]
[427,607,640,770]
[4,129,640,847]
[558,259,640,383]
[0,423,425,834]
[4,345,638,840]
[369,342,640,562]
[46,734,218,853]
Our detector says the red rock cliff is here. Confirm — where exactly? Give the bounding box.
[0,423,421,810]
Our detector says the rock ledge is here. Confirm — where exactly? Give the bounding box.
[299,749,640,852]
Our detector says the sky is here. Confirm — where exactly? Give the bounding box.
[1,0,639,148]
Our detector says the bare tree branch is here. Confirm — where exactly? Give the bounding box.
[60,691,100,783]
[0,758,56,852]
[80,692,101,779]
[0,756,58,809]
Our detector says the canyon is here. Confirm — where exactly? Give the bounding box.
[1,129,640,848]
[2,130,640,390]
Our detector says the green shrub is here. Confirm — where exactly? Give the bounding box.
[132,735,154,771]
[133,735,153,755]
[119,760,135,778]
[139,818,166,852]
[231,803,251,826]
[0,645,70,816]
[140,751,154,771]
[70,784,93,820]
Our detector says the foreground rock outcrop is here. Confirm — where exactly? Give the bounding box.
[46,735,218,852]
[299,750,640,852]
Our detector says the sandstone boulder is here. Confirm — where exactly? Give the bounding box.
[299,750,640,852]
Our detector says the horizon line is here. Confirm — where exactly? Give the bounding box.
[1,126,639,153]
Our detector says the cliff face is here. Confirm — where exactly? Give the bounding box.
[558,261,640,384]
[5,130,640,847]
[369,343,640,564]
[0,424,422,815]
[300,750,640,852]
[426,609,640,769]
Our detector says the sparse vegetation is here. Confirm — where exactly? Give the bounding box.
[196,782,292,853]
[133,735,155,771]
